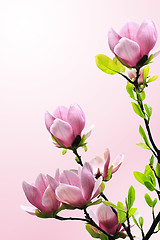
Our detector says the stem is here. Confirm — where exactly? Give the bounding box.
[55,215,88,222]
[73,149,83,166]
[143,212,160,240]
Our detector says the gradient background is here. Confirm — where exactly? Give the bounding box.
[1,0,160,239]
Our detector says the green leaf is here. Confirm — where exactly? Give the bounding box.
[153,198,157,208]
[128,185,135,209]
[113,57,126,73]
[144,54,153,66]
[117,202,126,224]
[144,193,153,207]
[144,104,152,120]
[35,209,51,218]
[140,91,146,101]
[82,144,88,152]
[143,65,150,81]
[136,142,150,150]
[139,125,150,147]
[86,199,102,207]
[132,215,141,229]
[100,232,109,240]
[155,163,160,178]
[131,102,145,119]
[62,149,67,155]
[115,232,127,239]
[144,165,156,187]
[86,224,100,238]
[139,216,144,227]
[144,181,155,191]
[95,54,125,75]
[101,182,105,193]
[79,134,86,145]
[147,75,159,83]
[133,171,146,185]
[104,165,113,181]
[103,201,118,210]
[128,208,137,218]
[150,155,154,165]
[158,221,160,231]
[126,82,136,100]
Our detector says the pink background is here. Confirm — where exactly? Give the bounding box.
[1,0,160,239]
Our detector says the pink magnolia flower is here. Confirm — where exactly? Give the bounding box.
[22,173,60,216]
[88,204,122,236]
[90,148,123,180]
[55,163,102,208]
[128,69,144,85]
[108,19,158,67]
[45,103,91,148]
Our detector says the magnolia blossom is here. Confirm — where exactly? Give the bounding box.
[90,148,123,180]
[108,19,158,67]
[55,163,102,208]
[45,103,91,148]
[22,173,60,215]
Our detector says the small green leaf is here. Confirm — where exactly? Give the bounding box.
[150,155,154,165]
[115,232,127,239]
[155,163,160,178]
[144,54,153,66]
[144,104,152,120]
[104,165,113,181]
[133,171,146,185]
[139,216,144,227]
[140,91,146,101]
[103,201,118,209]
[86,199,102,207]
[144,181,155,191]
[147,75,159,83]
[100,232,109,240]
[126,82,136,100]
[131,102,145,119]
[139,125,150,147]
[144,193,153,207]
[144,165,156,187]
[62,149,67,155]
[79,134,86,145]
[143,65,150,81]
[95,54,125,75]
[82,144,88,152]
[153,198,157,208]
[86,224,100,238]
[132,215,141,229]
[35,209,51,218]
[113,57,126,73]
[158,221,160,231]
[128,185,135,209]
[128,208,137,218]
[117,202,126,224]
[136,142,150,150]
[101,182,105,193]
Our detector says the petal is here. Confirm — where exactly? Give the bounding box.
[108,28,121,53]
[42,186,60,213]
[45,111,55,132]
[35,174,49,195]
[120,21,139,41]
[85,124,94,139]
[67,103,85,137]
[102,148,110,179]
[55,169,60,182]
[136,18,158,56]
[55,184,86,207]
[153,49,160,58]
[60,170,81,188]
[128,69,136,81]
[20,205,36,215]
[114,37,141,67]
[81,163,95,201]
[22,181,44,212]
[53,105,68,121]
[112,154,124,174]
[47,174,59,192]
[50,119,74,147]
[91,176,102,199]
[90,156,104,175]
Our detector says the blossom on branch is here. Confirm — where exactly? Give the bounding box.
[55,162,102,208]
[108,19,158,67]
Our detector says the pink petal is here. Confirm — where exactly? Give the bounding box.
[35,174,49,195]
[128,69,136,80]
[55,184,86,207]
[20,205,36,215]
[45,111,55,132]
[67,103,85,137]
[42,186,60,213]
[136,19,158,56]
[53,105,68,121]
[81,163,95,201]
[114,37,141,67]
[60,170,81,188]
[90,156,104,175]
[102,148,110,179]
[47,174,59,192]
[112,154,124,174]
[50,119,74,147]
[91,176,102,199]
[108,28,121,53]
[22,181,44,212]
[120,21,139,41]
[153,49,160,58]
[55,169,60,182]
[85,124,94,139]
